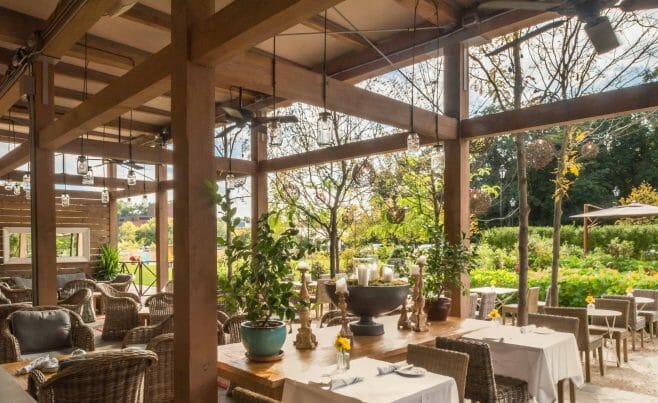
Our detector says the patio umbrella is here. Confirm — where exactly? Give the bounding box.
[570,202,658,219]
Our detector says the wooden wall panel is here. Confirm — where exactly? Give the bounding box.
[0,194,110,277]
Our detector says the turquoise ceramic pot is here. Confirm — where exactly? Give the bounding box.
[240,320,287,358]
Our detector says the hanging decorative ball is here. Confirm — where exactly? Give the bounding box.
[580,142,599,159]
[386,205,406,224]
[469,188,492,215]
[354,161,374,187]
[526,138,554,169]
[283,182,300,198]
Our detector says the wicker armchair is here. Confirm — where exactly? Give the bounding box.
[590,298,630,366]
[634,289,658,338]
[96,283,140,340]
[145,292,174,325]
[1,306,94,364]
[27,349,157,403]
[0,304,30,363]
[57,288,92,318]
[502,287,540,325]
[543,306,604,382]
[407,344,469,403]
[436,336,530,403]
[476,292,497,320]
[162,280,174,293]
[108,273,134,292]
[233,387,280,403]
[223,314,247,344]
[602,294,646,350]
[0,283,32,303]
[217,310,230,345]
[145,333,174,403]
[60,279,98,323]
[123,315,174,348]
[0,289,11,305]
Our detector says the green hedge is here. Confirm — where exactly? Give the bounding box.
[470,268,658,308]
[479,225,658,257]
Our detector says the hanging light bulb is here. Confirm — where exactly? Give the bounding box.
[5,179,14,191]
[82,168,94,185]
[22,173,31,191]
[61,193,70,207]
[430,145,445,173]
[225,173,236,190]
[406,133,421,156]
[101,188,110,205]
[127,169,137,186]
[77,155,88,175]
[13,184,21,196]
[316,111,333,146]
[269,121,282,146]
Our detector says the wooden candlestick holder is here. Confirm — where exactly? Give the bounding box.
[294,267,317,350]
[397,294,412,330]
[336,290,354,344]
[411,262,429,332]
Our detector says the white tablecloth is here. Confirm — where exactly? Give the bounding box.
[281,357,459,403]
[464,325,584,403]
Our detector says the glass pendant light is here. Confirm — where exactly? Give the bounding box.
[82,167,94,185]
[22,173,30,191]
[5,179,14,191]
[407,133,421,156]
[127,169,137,186]
[269,121,282,146]
[61,193,70,207]
[316,11,333,147]
[142,194,149,206]
[225,173,236,190]
[13,183,21,196]
[77,155,88,175]
[25,189,31,200]
[101,188,110,205]
[430,145,445,173]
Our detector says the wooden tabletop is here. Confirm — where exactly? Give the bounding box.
[587,309,622,317]
[470,287,518,295]
[217,315,493,399]
[634,296,654,305]
[0,364,34,402]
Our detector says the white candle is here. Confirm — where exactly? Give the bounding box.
[382,267,394,282]
[297,261,309,270]
[336,278,348,294]
[369,266,379,281]
[416,256,427,265]
[411,265,420,276]
[357,264,370,286]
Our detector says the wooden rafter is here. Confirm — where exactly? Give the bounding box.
[301,15,370,48]
[394,0,460,26]
[120,3,171,32]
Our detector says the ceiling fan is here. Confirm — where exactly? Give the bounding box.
[478,0,658,54]
[215,88,298,139]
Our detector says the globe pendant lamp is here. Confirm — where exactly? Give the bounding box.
[316,11,333,147]
[101,188,110,205]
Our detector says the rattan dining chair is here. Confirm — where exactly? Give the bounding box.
[537,285,559,313]
[602,294,646,350]
[145,292,174,325]
[407,344,469,403]
[590,298,630,366]
[96,283,141,340]
[57,288,92,318]
[145,333,174,403]
[122,315,174,348]
[502,287,540,325]
[233,386,280,403]
[543,307,605,382]
[0,283,32,303]
[476,292,497,320]
[223,314,247,344]
[436,336,530,403]
[59,279,98,323]
[634,289,658,338]
[27,349,157,403]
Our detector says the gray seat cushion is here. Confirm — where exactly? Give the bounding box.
[11,277,32,289]
[12,310,72,354]
[56,272,87,289]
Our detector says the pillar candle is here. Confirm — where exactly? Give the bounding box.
[382,267,394,282]
[357,264,370,286]
[336,278,348,294]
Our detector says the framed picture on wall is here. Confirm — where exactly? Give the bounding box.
[2,227,91,264]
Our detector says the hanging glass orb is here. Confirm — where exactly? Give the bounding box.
[101,188,110,205]
[269,122,282,146]
[4,179,14,191]
[77,155,88,175]
[225,173,236,190]
[580,142,599,159]
[430,145,445,173]
[316,111,333,146]
[406,132,421,156]
[22,173,30,191]
[13,184,21,196]
[127,169,137,186]
[61,193,70,207]
[82,168,94,185]
[526,138,554,169]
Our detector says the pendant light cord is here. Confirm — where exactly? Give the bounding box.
[102,125,107,189]
[62,154,66,191]
[322,10,328,113]
[434,1,440,145]
[81,34,89,156]
[129,110,133,163]
[272,35,277,118]
[410,1,418,133]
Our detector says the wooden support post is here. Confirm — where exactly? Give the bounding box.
[250,123,268,242]
[108,164,118,248]
[171,1,217,402]
[155,164,169,290]
[443,43,470,318]
[30,59,57,305]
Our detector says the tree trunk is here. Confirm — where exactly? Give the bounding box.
[329,209,339,278]
[550,127,571,306]
[226,187,233,279]
[513,42,529,327]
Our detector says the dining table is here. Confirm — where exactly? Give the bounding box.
[280,357,459,403]
[634,296,655,311]
[587,308,622,366]
[463,324,583,403]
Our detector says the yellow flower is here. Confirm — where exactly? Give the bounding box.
[334,335,351,352]
[585,295,595,305]
[490,280,497,287]
[626,287,634,295]
[487,308,500,319]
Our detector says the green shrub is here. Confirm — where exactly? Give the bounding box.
[97,244,120,280]
[608,237,635,258]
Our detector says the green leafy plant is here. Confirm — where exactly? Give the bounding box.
[97,243,119,280]
[424,224,476,299]
[210,182,309,326]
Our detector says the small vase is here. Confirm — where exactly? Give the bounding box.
[336,351,350,370]
[587,303,595,312]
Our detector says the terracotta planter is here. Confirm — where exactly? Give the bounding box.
[425,297,452,321]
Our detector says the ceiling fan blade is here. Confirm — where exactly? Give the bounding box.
[125,162,144,170]
[619,0,658,11]
[215,125,240,138]
[221,106,245,120]
[253,115,299,125]
[478,1,561,11]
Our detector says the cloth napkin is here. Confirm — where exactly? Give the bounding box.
[519,324,537,334]
[14,356,58,375]
[329,376,364,391]
[376,363,407,375]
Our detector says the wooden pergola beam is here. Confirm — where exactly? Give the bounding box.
[190,0,344,66]
[3,170,152,190]
[301,15,370,48]
[461,82,658,139]
[120,3,171,32]
[217,51,457,140]
[394,0,460,26]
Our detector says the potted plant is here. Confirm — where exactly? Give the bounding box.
[423,224,475,321]
[97,243,119,281]
[211,183,308,361]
